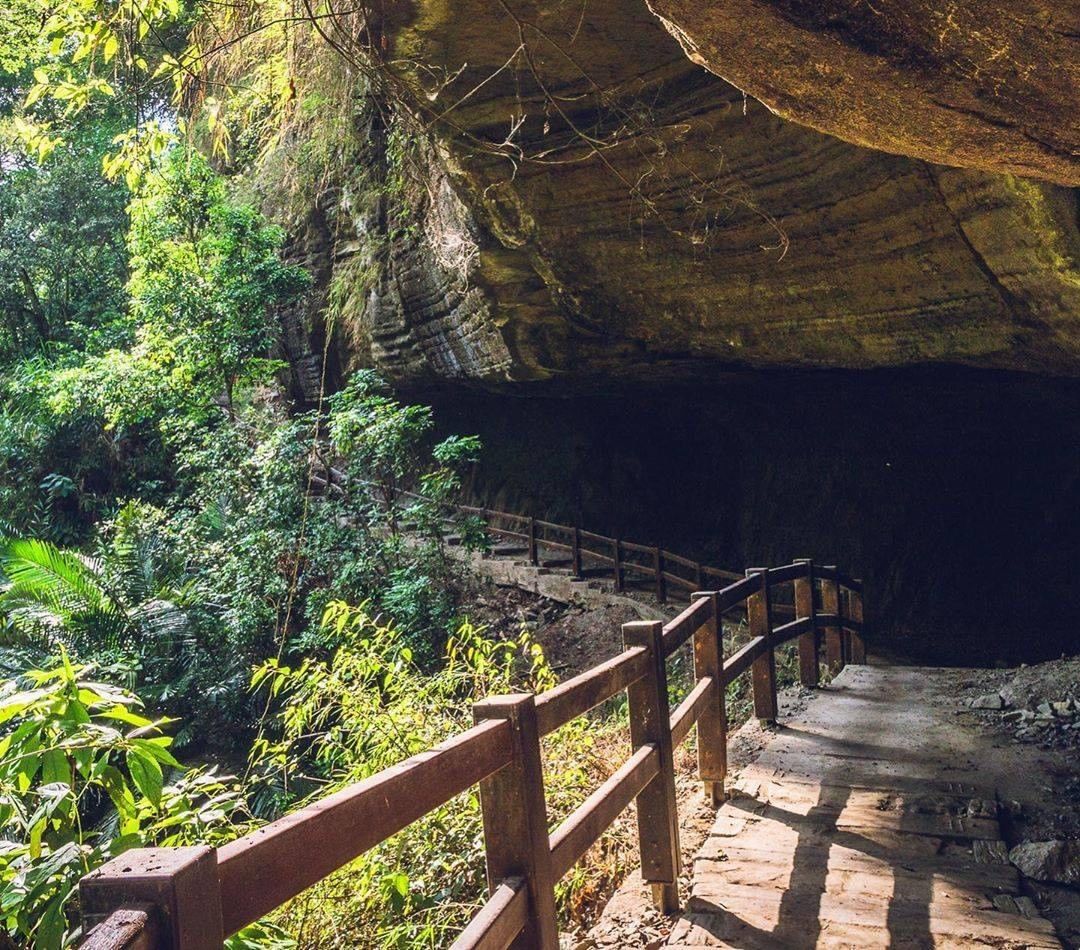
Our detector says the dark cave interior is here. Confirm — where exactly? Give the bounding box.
[417,366,1080,666]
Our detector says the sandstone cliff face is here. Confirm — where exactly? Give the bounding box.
[648,0,1079,186]
[268,0,1079,396]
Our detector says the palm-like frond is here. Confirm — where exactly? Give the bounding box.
[0,538,129,649]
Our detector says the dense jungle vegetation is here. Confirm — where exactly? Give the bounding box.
[0,0,663,945]
[0,7,446,949]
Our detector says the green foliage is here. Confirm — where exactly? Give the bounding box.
[52,151,309,428]
[12,0,187,168]
[0,652,244,947]
[247,604,627,947]
[0,538,127,651]
[0,15,515,941]
[0,517,201,657]
[0,106,130,362]
[0,0,39,75]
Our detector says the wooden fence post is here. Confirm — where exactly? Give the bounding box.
[528,517,538,566]
[691,592,727,805]
[480,509,491,556]
[572,527,583,579]
[849,586,867,663]
[746,568,778,723]
[80,846,223,950]
[840,589,852,665]
[794,559,819,687]
[695,562,704,591]
[654,547,666,603]
[473,694,559,949]
[822,567,844,674]
[613,538,624,592]
[622,620,681,912]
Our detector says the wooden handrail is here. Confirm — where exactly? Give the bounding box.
[81,904,160,950]
[534,647,649,737]
[549,744,660,879]
[670,676,715,747]
[80,560,866,948]
[662,595,712,656]
[449,877,527,950]
[216,719,514,935]
[347,482,785,608]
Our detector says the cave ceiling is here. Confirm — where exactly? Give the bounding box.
[281,0,1080,389]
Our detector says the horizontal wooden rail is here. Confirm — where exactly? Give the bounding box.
[701,564,744,582]
[450,877,527,950]
[662,570,697,591]
[662,596,712,655]
[670,676,715,747]
[82,559,866,949]
[216,719,514,935]
[660,550,698,570]
[578,528,612,544]
[534,647,649,736]
[715,573,762,613]
[533,518,567,533]
[549,744,660,879]
[537,538,573,554]
[585,550,617,568]
[722,635,768,685]
[767,562,809,585]
[772,615,813,644]
[82,903,160,950]
[617,539,655,556]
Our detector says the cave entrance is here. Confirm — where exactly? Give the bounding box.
[417,366,1080,666]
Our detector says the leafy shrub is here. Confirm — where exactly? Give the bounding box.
[0,652,245,947]
[247,603,629,947]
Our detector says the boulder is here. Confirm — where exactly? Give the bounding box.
[1009,840,1080,886]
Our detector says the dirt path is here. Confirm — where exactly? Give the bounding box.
[667,665,1063,948]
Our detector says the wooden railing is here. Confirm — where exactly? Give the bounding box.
[79,561,865,949]
[388,490,744,603]
[462,505,745,602]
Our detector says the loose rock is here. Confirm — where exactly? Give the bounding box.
[1008,839,1080,886]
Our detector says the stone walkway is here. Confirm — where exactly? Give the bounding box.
[667,666,1063,948]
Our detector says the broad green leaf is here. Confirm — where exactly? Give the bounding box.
[126,748,163,807]
[28,818,43,859]
[99,704,153,727]
[41,748,68,786]
[36,896,67,950]
[131,737,180,768]
[0,687,50,724]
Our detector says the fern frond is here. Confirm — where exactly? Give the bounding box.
[0,538,128,649]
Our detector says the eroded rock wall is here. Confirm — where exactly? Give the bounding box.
[647,0,1080,185]
[265,0,1079,393]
